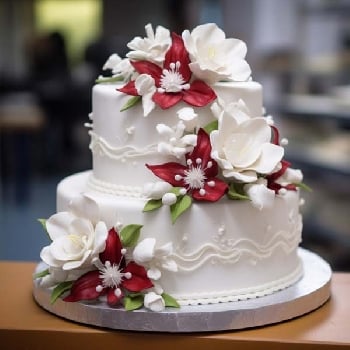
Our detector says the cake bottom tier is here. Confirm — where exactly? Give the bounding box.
[57,171,303,305]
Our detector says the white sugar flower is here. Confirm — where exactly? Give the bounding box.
[143,181,173,199]
[157,121,197,158]
[133,238,177,281]
[275,167,303,186]
[134,74,156,116]
[211,98,252,124]
[210,109,284,183]
[244,178,275,210]
[40,194,108,281]
[103,53,135,81]
[177,107,198,131]
[182,23,251,84]
[144,291,165,312]
[127,23,171,64]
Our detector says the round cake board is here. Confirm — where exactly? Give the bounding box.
[32,248,331,333]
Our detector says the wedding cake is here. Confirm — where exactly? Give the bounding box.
[36,23,305,311]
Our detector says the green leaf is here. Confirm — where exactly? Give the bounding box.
[170,195,192,224]
[227,183,250,201]
[38,218,52,241]
[95,75,124,84]
[162,293,180,308]
[120,224,143,247]
[203,120,218,134]
[50,281,73,304]
[38,218,47,231]
[120,96,141,112]
[294,182,312,192]
[170,187,182,196]
[33,268,50,280]
[124,294,144,311]
[143,199,163,212]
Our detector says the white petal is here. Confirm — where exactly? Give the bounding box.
[50,236,83,261]
[147,267,162,280]
[141,92,155,116]
[155,242,173,256]
[161,259,178,272]
[162,192,177,206]
[181,134,197,146]
[223,169,257,183]
[40,246,61,267]
[46,212,75,240]
[244,182,275,210]
[251,143,284,174]
[276,168,303,186]
[70,193,100,225]
[92,221,108,254]
[133,238,156,264]
[103,53,121,70]
[62,249,91,270]
[144,292,165,312]
[156,123,174,137]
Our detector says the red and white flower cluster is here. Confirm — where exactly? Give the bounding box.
[38,194,178,311]
[103,23,251,116]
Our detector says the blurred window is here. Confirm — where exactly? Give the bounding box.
[34,0,102,65]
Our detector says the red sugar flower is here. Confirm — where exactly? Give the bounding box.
[64,228,153,306]
[119,33,216,109]
[147,128,228,201]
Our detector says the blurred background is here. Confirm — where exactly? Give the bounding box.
[0,0,349,269]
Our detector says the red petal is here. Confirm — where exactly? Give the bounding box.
[192,179,228,202]
[182,80,217,107]
[270,125,280,145]
[131,61,162,86]
[99,228,124,266]
[164,33,191,82]
[63,270,101,302]
[152,91,182,109]
[187,128,218,176]
[122,262,153,292]
[106,287,123,306]
[117,81,138,96]
[267,160,291,183]
[146,162,187,186]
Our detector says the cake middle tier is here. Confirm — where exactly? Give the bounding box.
[90,81,263,189]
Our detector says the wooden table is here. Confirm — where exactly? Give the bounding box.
[1,261,349,349]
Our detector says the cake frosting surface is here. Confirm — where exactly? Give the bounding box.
[36,23,305,311]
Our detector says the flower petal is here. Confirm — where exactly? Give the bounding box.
[63,270,101,302]
[106,287,123,306]
[46,212,75,240]
[146,162,187,186]
[192,178,228,202]
[70,194,100,225]
[131,60,162,85]
[133,238,156,264]
[122,262,153,292]
[152,91,182,109]
[92,221,108,256]
[187,128,218,177]
[250,143,284,174]
[117,81,138,96]
[164,32,191,82]
[99,228,123,266]
[182,80,217,107]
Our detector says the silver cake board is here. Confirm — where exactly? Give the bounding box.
[32,248,331,333]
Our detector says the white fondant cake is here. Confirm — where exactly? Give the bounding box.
[36,23,305,311]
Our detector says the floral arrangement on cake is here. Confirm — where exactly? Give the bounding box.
[35,23,308,311]
[35,194,179,311]
[98,23,305,221]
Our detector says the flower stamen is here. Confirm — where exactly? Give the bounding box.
[159,61,189,93]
